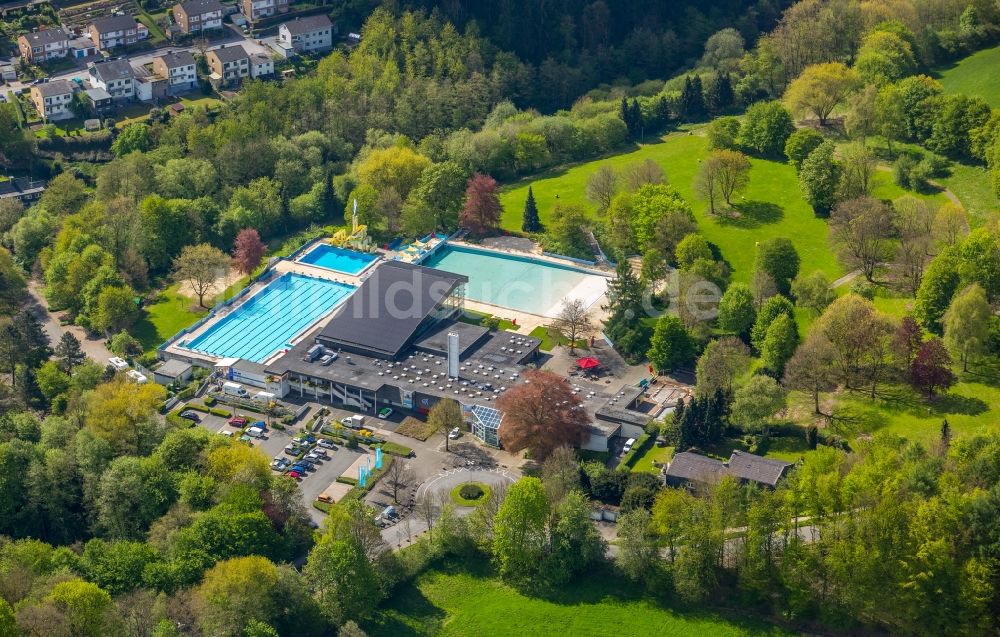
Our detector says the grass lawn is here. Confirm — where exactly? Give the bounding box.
[527,325,588,351]
[940,162,996,227]
[500,132,844,285]
[132,276,250,352]
[178,95,223,111]
[367,565,795,637]
[936,42,1000,107]
[826,371,1000,448]
[459,309,519,332]
[631,444,673,473]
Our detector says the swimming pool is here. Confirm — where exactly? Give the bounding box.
[184,273,354,362]
[422,245,609,317]
[299,244,378,275]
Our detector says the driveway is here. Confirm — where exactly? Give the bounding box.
[25,280,112,363]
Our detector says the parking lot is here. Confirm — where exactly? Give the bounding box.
[188,401,410,524]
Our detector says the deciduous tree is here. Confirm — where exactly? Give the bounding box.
[585,165,618,213]
[783,62,860,125]
[694,149,751,214]
[943,284,991,372]
[695,336,750,397]
[552,298,593,354]
[830,197,894,282]
[756,237,800,295]
[910,338,955,398]
[492,477,548,581]
[648,315,694,373]
[791,271,835,314]
[459,174,502,236]
[799,141,841,217]
[232,229,267,277]
[731,375,787,435]
[496,371,590,461]
[172,244,230,308]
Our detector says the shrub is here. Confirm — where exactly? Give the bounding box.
[177,387,195,400]
[209,408,231,418]
[616,433,652,470]
[187,403,210,413]
[166,410,191,428]
[378,442,413,457]
[336,476,358,486]
[203,395,217,407]
[460,483,484,500]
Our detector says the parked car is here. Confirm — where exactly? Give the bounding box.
[290,464,309,474]
[317,439,336,449]
[228,416,248,427]
[297,459,316,470]
[622,438,636,454]
[287,470,301,479]
[283,444,302,456]
[293,434,316,445]
[271,458,289,471]
[310,447,329,457]
[246,426,265,438]
[448,427,461,440]
[378,407,393,419]
[179,410,201,422]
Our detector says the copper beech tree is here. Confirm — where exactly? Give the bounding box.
[496,370,590,462]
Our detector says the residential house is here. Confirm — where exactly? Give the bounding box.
[172,0,225,34]
[88,15,149,51]
[83,87,113,114]
[133,65,169,103]
[152,50,198,94]
[0,64,16,83]
[88,59,136,101]
[30,80,75,121]
[0,177,47,204]
[249,52,273,79]
[240,0,288,24]
[18,28,71,63]
[206,44,249,86]
[664,451,793,490]
[276,15,332,56]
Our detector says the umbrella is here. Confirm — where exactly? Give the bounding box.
[576,357,600,370]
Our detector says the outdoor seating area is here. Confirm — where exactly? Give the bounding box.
[393,232,448,263]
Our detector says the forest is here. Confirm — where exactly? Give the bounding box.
[1,0,1000,635]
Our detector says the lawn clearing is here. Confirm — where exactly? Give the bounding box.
[936,42,1000,107]
[367,565,796,637]
[940,162,997,227]
[630,443,673,473]
[527,325,587,351]
[499,132,843,285]
[132,276,250,352]
[459,309,519,332]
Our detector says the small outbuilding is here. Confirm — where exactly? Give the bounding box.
[154,358,194,385]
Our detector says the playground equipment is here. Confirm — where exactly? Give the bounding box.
[330,197,373,251]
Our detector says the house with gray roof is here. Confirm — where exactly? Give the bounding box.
[18,28,71,63]
[30,80,75,121]
[664,450,794,490]
[88,59,136,101]
[277,14,333,56]
[88,14,149,51]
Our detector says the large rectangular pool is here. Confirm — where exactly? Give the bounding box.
[422,245,609,317]
[299,244,378,275]
[184,273,354,362]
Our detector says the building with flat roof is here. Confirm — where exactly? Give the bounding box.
[316,260,468,360]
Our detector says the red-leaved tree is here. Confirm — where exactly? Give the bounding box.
[893,314,923,369]
[496,369,590,462]
[909,338,955,399]
[232,228,267,276]
[458,173,502,236]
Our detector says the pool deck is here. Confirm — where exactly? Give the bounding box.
[161,257,369,367]
[432,239,613,326]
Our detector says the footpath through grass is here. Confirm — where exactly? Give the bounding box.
[367,565,796,637]
[936,42,1000,107]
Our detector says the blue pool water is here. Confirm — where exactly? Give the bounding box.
[299,244,378,275]
[185,273,354,362]
[422,245,607,316]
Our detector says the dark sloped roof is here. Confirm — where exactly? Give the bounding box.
[665,452,727,484]
[21,29,69,46]
[282,14,332,35]
[90,14,140,33]
[157,50,195,68]
[209,44,248,64]
[177,0,224,15]
[34,79,74,98]
[89,59,134,82]
[318,261,467,359]
[726,451,793,487]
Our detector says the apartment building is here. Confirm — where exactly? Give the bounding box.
[18,28,71,64]
[152,50,198,94]
[88,14,149,51]
[172,0,225,34]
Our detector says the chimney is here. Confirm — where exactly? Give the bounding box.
[447,332,459,378]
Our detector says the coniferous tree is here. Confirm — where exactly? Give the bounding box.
[706,73,734,113]
[522,186,541,232]
[619,97,631,132]
[55,332,85,373]
[681,76,706,121]
[629,99,643,139]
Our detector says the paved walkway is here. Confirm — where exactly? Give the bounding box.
[380,467,516,548]
[26,280,112,363]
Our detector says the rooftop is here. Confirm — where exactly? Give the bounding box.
[594,384,650,427]
[665,452,728,484]
[156,49,195,69]
[90,14,141,33]
[156,358,192,378]
[317,261,468,360]
[89,58,135,82]
[84,87,113,101]
[209,44,249,64]
[281,14,332,35]
[21,29,69,45]
[725,451,793,487]
[177,0,224,14]
[34,79,74,98]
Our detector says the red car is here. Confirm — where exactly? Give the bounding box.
[228,416,248,426]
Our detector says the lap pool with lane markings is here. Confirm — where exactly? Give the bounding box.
[185,273,354,363]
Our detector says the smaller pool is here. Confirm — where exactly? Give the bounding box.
[299,244,378,275]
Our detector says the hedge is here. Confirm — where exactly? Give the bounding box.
[203,395,217,407]
[166,410,191,428]
[336,476,358,486]
[616,433,652,471]
[378,442,413,457]
[177,387,195,400]
[187,403,210,413]
[209,408,231,418]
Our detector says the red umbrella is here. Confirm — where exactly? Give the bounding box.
[576,357,600,370]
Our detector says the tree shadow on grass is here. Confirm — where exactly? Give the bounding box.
[928,393,989,417]
[723,201,784,228]
[364,582,446,637]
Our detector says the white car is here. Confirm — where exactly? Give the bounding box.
[448,427,461,440]
[623,438,636,454]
